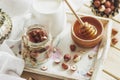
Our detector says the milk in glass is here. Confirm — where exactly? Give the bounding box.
[32,0,66,38]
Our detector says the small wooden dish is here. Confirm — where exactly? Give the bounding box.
[71,16,104,47]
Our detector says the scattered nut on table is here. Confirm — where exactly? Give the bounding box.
[86,71,93,76]
[53,48,57,53]
[64,54,71,62]
[40,66,48,71]
[88,53,96,59]
[54,59,61,64]
[70,44,76,52]
[112,28,118,36]
[70,65,77,72]
[62,63,69,70]
[87,68,94,76]
[73,54,81,63]
[111,37,118,45]
[77,49,86,53]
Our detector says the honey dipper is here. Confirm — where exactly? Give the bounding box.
[64,0,97,38]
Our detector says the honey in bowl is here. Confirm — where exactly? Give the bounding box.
[75,17,102,40]
[72,16,104,47]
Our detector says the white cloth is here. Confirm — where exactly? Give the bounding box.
[0,0,32,17]
[0,51,25,80]
[0,0,32,80]
[0,51,24,75]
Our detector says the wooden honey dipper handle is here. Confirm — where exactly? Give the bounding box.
[64,0,84,26]
[64,0,97,38]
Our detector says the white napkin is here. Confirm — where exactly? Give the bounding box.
[0,51,24,75]
[0,0,32,17]
[0,0,32,79]
[0,51,25,80]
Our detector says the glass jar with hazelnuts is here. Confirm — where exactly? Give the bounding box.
[21,24,52,67]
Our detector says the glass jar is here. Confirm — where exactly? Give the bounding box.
[21,24,52,67]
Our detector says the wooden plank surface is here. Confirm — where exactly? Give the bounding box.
[101,71,116,80]
[21,71,62,80]
[103,47,120,79]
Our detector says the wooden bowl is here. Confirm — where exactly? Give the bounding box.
[71,16,104,48]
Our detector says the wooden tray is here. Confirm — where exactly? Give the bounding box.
[14,13,112,80]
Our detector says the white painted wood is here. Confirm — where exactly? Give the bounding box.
[23,13,112,80]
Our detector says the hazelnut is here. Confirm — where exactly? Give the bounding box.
[40,66,48,71]
[99,5,105,12]
[105,1,111,8]
[94,0,101,8]
[87,68,94,76]
[89,68,94,73]
[111,5,115,10]
[53,48,57,53]
[41,36,47,41]
[112,28,118,36]
[73,54,78,59]
[88,53,95,59]
[104,8,112,14]
[73,54,81,63]
[70,65,77,71]
[70,44,76,51]
[28,28,48,43]
[101,0,106,4]
[111,38,118,45]
[64,54,71,62]
[62,63,69,70]
[54,59,61,64]
[29,35,35,43]
[87,71,93,76]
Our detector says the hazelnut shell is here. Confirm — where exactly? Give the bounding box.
[64,54,71,62]
[94,0,101,8]
[62,63,69,70]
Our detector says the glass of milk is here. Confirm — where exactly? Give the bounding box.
[31,0,66,38]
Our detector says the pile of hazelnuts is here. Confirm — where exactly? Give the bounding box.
[91,0,120,17]
[27,28,48,43]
